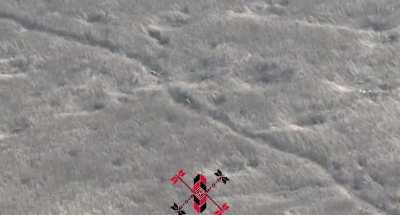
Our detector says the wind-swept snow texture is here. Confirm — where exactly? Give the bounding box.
[0,0,400,214]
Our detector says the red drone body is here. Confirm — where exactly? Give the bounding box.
[169,169,230,215]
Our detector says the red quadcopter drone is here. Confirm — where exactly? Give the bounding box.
[169,169,230,215]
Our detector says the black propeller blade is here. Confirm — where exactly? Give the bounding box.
[171,202,186,215]
[171,203,179,211]
[215,169,230,184]
[215,169,222,177]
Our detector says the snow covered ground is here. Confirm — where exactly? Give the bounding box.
[0,0,400,214]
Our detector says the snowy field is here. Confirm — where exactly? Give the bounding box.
[0,0,400,214]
